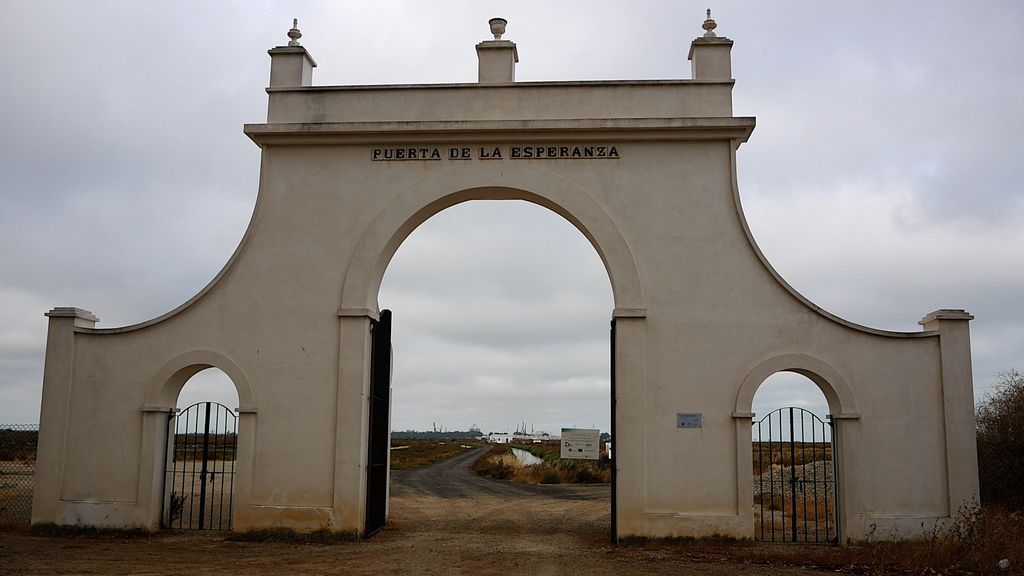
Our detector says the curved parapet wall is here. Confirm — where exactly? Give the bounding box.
[33,17,977,541]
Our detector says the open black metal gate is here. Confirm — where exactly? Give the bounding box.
[752,407,837,543]
[365,309,392,537]
[610,319,617,543]
[163,401,238,530]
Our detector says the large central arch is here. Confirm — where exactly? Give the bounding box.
[341,178,645,318]
[335,178,646,538]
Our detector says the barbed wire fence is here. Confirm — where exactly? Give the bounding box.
[0,424,38,526]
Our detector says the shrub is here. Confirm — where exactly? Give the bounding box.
[570,465,604,484]
[471,442,612,484]
[540,469,561,484]
[471,445,517,480]
[976,368,1024,510]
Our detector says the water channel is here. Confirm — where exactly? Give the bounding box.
[510,447,543,466]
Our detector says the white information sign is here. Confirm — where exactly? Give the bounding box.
[560,428,600,460]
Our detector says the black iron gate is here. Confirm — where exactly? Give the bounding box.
[365,309,392,537]
[610,319,617,543]
[752,407,837,543]
[163,402,238,530]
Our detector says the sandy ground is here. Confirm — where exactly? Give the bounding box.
[0,448,839,575]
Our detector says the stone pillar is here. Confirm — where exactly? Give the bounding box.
[732,412,754,533]
[477,18,518,84]
[334,310,377,536]
[611,312,646,540]
[139,406,173,529]
[32,307,98,525]
[830,414,860,542]
[919,309,980,515]
[229,408,258,530]
[268,19,317,88]
[688,10,733,80]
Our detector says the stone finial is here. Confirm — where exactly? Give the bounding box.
[489,17,508,40]
[702,9,717,38]
[287,18,302,47]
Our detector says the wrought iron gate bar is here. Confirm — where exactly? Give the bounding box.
[610,320,617,543]
[812,415,819,542]
[758,432,763,540]
[365,309,393,537]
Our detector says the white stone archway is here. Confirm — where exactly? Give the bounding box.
[32,17,978,541]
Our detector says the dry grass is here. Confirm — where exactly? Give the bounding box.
[752,441,832,474]
[728,504,1023,575]
[472,443,611,484]
[388,439,484,470]
[470,445,519,480]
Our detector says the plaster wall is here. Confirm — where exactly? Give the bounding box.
[32,27,978,542]
[265,81,733,124]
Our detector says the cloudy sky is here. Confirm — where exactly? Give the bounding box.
[1,2,1021,435]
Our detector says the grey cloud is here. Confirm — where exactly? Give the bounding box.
[1,2,1021,435]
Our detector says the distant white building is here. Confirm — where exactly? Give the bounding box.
[488,433,513,444]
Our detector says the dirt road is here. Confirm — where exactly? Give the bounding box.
[393,445,608,500]
[0,447,837,575]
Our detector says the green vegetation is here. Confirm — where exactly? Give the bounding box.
[472,441,611,484]
[389,438,484,470]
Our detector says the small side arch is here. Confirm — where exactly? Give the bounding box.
[734,353,860,419]
[144,350,256,411]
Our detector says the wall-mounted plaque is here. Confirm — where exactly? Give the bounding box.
[677,413,703,428]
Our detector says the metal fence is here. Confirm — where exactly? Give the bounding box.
[0,424,38,526]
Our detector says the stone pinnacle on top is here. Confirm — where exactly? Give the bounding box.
[287,18,302,46]
[702,9,717,38]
